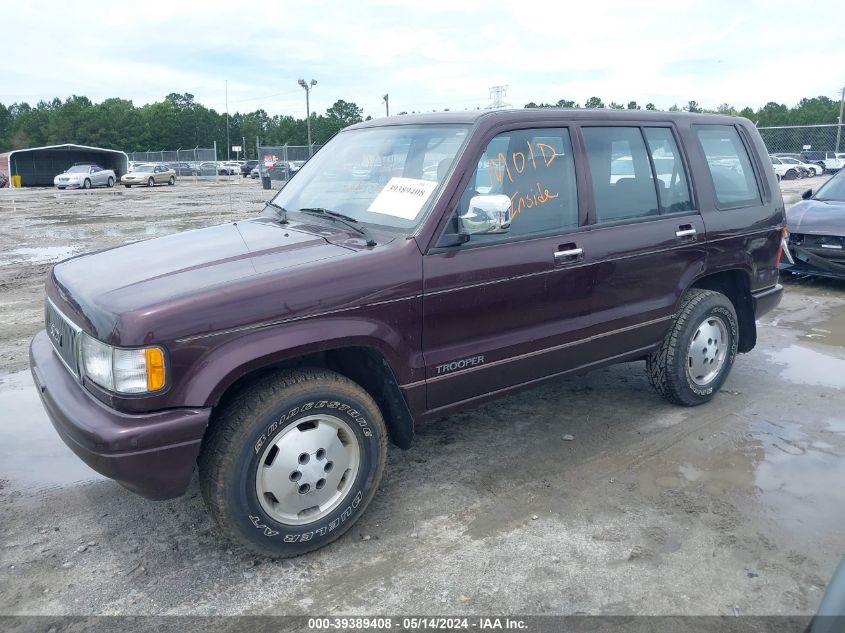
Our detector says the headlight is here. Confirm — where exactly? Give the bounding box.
[80,333,166,394]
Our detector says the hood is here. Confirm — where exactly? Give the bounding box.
[787,199,845,236]
[49,217,359,343]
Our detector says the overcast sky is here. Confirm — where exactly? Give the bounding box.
[3,0,842,118]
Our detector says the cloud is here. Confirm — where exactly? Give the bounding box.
[2,0,840,118]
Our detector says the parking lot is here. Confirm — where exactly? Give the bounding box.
[1,175,844,617]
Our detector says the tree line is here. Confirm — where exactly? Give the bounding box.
[0,92,840,157]
[524,96,841,127]
[0,93,366,158]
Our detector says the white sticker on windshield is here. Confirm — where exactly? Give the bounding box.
[367,177,438,220]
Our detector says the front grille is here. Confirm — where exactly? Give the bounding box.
[790,233,845,257]
[45,300,81,376]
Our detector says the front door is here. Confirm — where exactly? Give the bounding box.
[422,126,592,411]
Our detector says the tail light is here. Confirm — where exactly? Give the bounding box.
[777,225,794,266]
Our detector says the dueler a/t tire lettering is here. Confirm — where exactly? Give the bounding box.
[198,368,388,557]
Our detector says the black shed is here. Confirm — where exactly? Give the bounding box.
[0,144,129,187]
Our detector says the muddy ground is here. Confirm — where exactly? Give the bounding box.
[1,175,844,617]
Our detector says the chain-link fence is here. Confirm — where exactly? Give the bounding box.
[256,144,322,181]
[125,147,223,179]
[757,124,844,156]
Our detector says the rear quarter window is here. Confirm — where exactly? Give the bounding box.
[695,125,762,209]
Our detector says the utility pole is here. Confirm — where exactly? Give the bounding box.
[836,86,844,153]
[298,78,317,156]
[383,93,389,117]
[225,80,230,161]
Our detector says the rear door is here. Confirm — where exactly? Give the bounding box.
[565,123,707,356]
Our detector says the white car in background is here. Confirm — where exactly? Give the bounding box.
[219,161,243,175]
[773,154,825,177]
[54,164,116,189]
[769,156,802,181]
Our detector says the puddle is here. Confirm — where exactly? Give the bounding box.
[800,306,845,348]
[825,419,845,434]
[752,419,845,539]
[0,371,102,492]
[0,246,81,267]
[767,344,845,389]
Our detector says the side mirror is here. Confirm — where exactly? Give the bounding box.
[461,194,512,235]
[802,189,813,200]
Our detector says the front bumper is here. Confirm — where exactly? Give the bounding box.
[55,181,82,189]
[780,244,845,281]
[29,330,211,500]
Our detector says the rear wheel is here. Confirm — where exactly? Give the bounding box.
[124,184,131,188]
[107,177,114,187]
[168,176,175,185]
[646,289,738,406]
[199,368,388,557]
[784,168,799,180]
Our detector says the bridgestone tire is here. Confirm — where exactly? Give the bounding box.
[199,368,388,558]
[646,289,738,406]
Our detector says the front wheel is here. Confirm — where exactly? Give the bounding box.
[199,368,388,557]
[124,184,131,188]
[168,176,175,185]
[147,177,154,187]
[646,289,738,406]
[82,179,91,189]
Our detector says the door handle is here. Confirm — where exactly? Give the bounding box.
[676,225,697,238]
[554,246,583,262]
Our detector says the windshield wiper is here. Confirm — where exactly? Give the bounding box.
[298,208,377,246]
[263,200,289,224]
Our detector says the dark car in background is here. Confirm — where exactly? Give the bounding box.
[168,162,198,176]
[240,160,258,177]
[267,160,293,180]
[784,169,845,279]
[31,109,784,558]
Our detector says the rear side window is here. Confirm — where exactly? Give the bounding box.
[582,127,659,223]
[643,127,693,213]
[695,125,761,208]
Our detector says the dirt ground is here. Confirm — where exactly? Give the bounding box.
[1,175,844,618]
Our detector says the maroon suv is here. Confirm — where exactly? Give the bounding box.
[31,109,785,557]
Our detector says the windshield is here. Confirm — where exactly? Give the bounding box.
[133,165,154,173]
[271,124,470,231]
[67,165,90,173]
[814,171,845,202]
